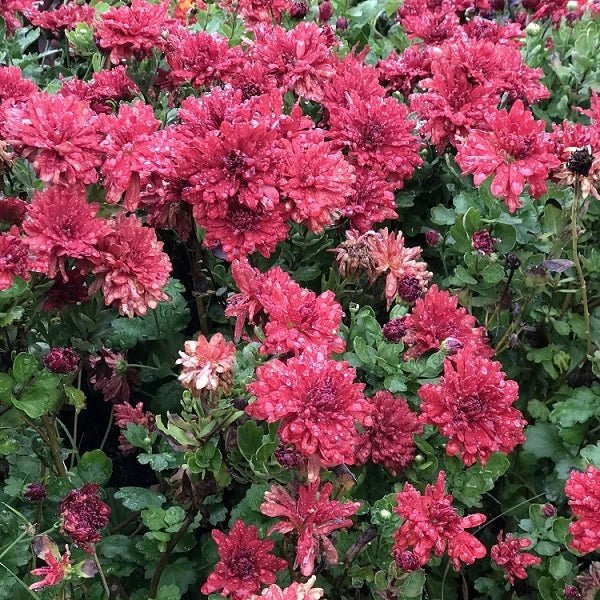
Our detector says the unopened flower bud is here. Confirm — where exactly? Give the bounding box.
[274,444,307,470]
[394,550,420,572]
[425,229,441,247]
[318,0,334,21]
[525,22,541,34]
[379,509,392,519]
[472,230,496,255]
[397,276,422,302]
[441,337,464,355]
[43,347,79,374]
[564,586,581,600]
[382,317,407,343]
[566,0,578,10]
[335,15,348,30]
[542,503,556,517]
[505,252,521,270]
[232,397,249,410]
[290,0,309,19]
[25,483,47,501]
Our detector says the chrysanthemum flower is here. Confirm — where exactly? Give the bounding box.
[575,561,600,600]
[201,520,286,600]
[278,133,355,232]
[89,215,171,317]
[26,2,95,31]
[59,484,111,553]
[378,47,433,98]
[0,226,30,290]
[393,470,487,569]
[418,348,526,466]
[98,101,161,207]
[176,333,235,395]
[355,391,422,475]
[114,401,155,454]
[3,93,102,185]
[491,533,540,584]
[89,347,140,404]
[403,285,493,360]
[0,65,37,104]
[332,229,379,280]
[248,576,325,600]
[456,100,560,213]
[43,270,89,311]
[29,538,72,590]
[23,186,109,280]
[247,347,371,471]
[327,93,422,181]
[0,196,27,226]
[95,0,168,64]
[261,480,361,576]
[461,17,524,47]
[565,465,600,554]
[370,228,432,309]
[43,347,79,374]
[220,0,289,25]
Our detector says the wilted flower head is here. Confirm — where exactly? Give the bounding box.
[29,537,72,590]
[43,270,89,311]
[490,533,540,584]
[332,229,378,280]
[575,562,600,600]
[565,465,600,554]
[176,333,235,395]
[114,401,155,454]
[43,348,79,374]
[261,480,361,576]
[201,520,287,600]
[89,347,140,404]
[59,484,111,553]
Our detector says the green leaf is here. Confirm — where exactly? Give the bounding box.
[523,423,567,459]
[77,450,112,485]
[401,570,426,597]
[0,374,14,405]
[12,371,62,419]
[550,389,599,427]
[12,353,38,384]
[549,555,571,579]
[581,442,600,468]
[237,421,264,463]
[115,487,166,511]
[450,454,510,507]
[64,386,86,413]
[494,224,517,253]
[481,263,505,285]
[156,585,181,600]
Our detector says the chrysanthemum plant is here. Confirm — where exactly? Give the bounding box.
[0,0,600,599]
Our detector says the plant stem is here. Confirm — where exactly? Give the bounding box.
[92,548,110,599]
[99,407,114,452]
[41,415,67,477]
[344,526,377,565]
[570,180,593,356]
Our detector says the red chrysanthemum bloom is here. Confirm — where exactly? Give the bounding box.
[26,2,95,31]
[247,347,371,471]
[89,215,171,317]
[248,577,324,600]
[250,23,336,102]
[461,17,524,48]
[23,186,109,279]
[98,101,161,207]
[260,282,346,358]
[410,62,500,152]
[261,480,361,576]
[327,93,422,181]
[201,520,287,600]
[355,391,422,475]
[59,484,111,553]
[0,65,37,104]
[89,347,140,404]
[565,465,600,554]
[0,0,24,33]
[491,532,541,584]
[95,0,168,64]
[278,133,355,232]
[3,93,102,185]
[165,29,231,88]
[29,544,71,591]
[401,11,460,45]
[176,333,235,395]
[419,348,526,466]
[370,228,432,309]
[114,401,155,454]
[341,165,397,233]
[393,471,487,569]
[403,285,493,360]
[220,0,288,25]
[43,270,89,311]
[378,47,433,98]
[0,196,27,226]
[43,347,79,374]
[456,100,560,213]
[0,226,30,290]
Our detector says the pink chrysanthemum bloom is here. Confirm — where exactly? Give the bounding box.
[565,465,600,554]
[370,228,432,309]
[23,186,109,279]
[250,23,336,102]
[59,484,111,553]
[98,101,161,207]
[401,11,460,45]
[461,17,524,48]
[0,65,37,104]
[327,93,422,181]
[3,93,102,185]
[201,520,287,600]
[393,471,487,569]
[114,401,155,454]
[26,2,95,31]
[260,282,346,358]
[248,576,324,600]
[0,196,27,226]
[0,226,30,290]
[89,215,171,318]
[378,47,433,98]
[278,133,355,232]
[456,100,560,213]
[247,347,371,472]
[355,391,422,475]
[341,165,397,233]
[261,480,361,576]
[410,62,500,153]
[403,284,493,360]
[89,347,140,404]
[491,532,540,584]
[176,333,235,395]
[95,0,168,64]
[220,0,288,25]
[418,348,526,466]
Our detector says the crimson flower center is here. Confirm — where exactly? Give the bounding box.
[229,201,260,230]
[223,150,247,174]
[306,377,337,412]
[458,393,486,420]
[228,552,255,579]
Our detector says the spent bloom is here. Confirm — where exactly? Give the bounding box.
[248,576,324,600]
[43,347,80,374]
[355,391,422,475]
[59,484,111,553]
[418,348,526,466]
[200,520,287,600]
[575,562,600,600]
[261,480,361,576]
[393,471,487,569]
[490,533,541,584]
[176,333,235,395]
[89,347,141,404]
[565,465,600,554]
[114,401,155,454]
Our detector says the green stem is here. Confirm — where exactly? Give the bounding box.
[92,548,110,600]
[41,415,67,477]
[0,530,29,561]
[99,407,114,452]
